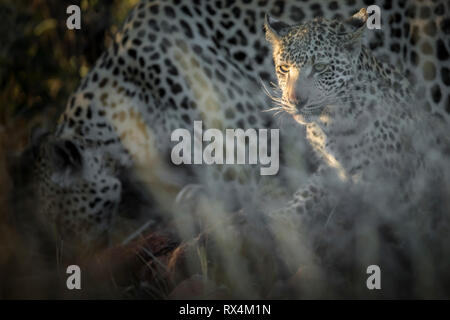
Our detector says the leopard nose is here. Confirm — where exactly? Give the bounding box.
[288,88,309,108]
[288,89,297,104]
[296,97,309,110]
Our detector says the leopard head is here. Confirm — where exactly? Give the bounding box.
[265,8,368,124]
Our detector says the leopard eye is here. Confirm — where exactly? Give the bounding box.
[313,63,328,73]
[278,64,290,74]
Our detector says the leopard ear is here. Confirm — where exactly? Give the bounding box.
[265,14,291,43]
[48,138,83,172]
[339,8,368,55]
[342,8,368,40]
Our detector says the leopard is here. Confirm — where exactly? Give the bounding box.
[265,8,421,214]
[29,0,450,250]
[264,8,450,297]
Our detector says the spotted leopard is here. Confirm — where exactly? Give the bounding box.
[264,8,450,296]
[31,0,449,247]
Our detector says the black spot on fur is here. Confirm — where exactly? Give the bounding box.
[441,18,450,35]
[290,6,305,22]
[167,64,179,76]
[382,0,392,10]
[161,38,172,50]
[419,6,431,19]
[441,67,450,86]
[150,52,160,60]
[180,20,193,38]
[196,23,207,38]
[74,107,82,117]
[139,57,146,67]
[270,0,285,17]
[231,7,241,19]
[147,20,160,32]
[149,4,159,14]
[206,4,216,16]
[329,1,339,10]
[233,51,246,61]
[181,114,190,124]
[105,59,113,70]
[410,50,419,66]
[259,71,272,82]
[99,78,108,88]
[83,92,94,100]
[70,97,76,109]
[181,5,192,17]
[180,97,189,110]
[390,43,401,53]
[436,39,449,61]
[164,6,175,18]
[215,70,226,83]
[431,84,442,104]
[434,3,445,16]
[132,21,142,29]
[127,49,137,59]
[248,115,257,125]
[132,38,142,46]
[310,3,323,18]
[86,106,92,119]
[171,83,183,95]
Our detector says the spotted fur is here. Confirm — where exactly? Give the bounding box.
[32,0,449,246]
[265,8,421,212]
[265,9,450,296]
